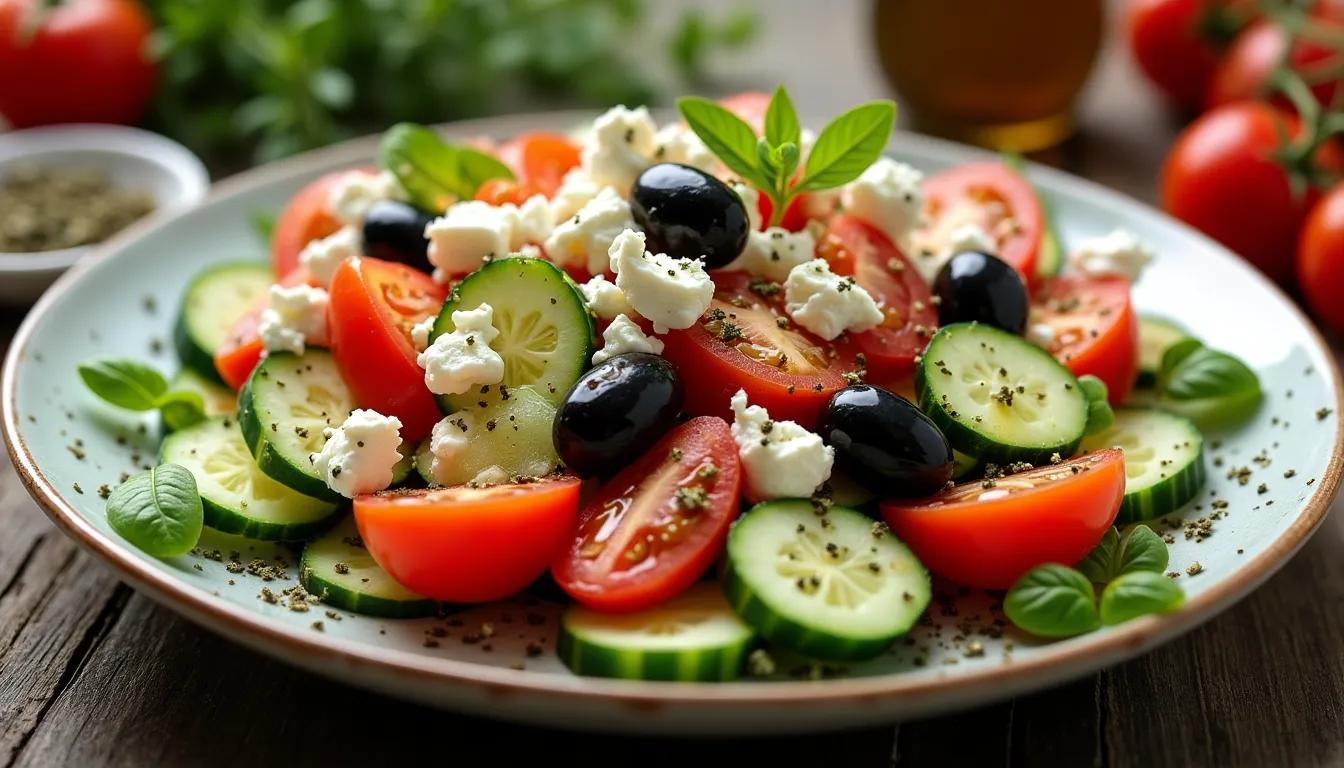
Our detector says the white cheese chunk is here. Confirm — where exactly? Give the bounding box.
[309,409,404,498]
[579,274,635,321]
[580,105,657,191]
[1068,228,1154,283]
[592,313,664,366]
[840,157,925,253]
[653,123,718,173]
[326,170,405,227]
[514,193,554,248]
[425,201,520,282]
[428,411,474,487]
[544,187,635,276]
[298,225,361,289]
[411,316,435,353]
[257,284,330,356]
[608,229,714,334]
[783,259,885,341]
[549,168,602,224]
[416,303,504,396]
[729,389,834,503]
[719,226,815,283]
[1026,323,1055,348]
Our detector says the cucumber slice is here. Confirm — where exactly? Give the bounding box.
[916,322,1088,466]
[558,583,756,681]
[1080,407,1205,523]
[174,262,274,385]
[1136,316,1192,389]
[1036,221,1063,279]
[431,257,594,413]
[390,441,415,487]
[160,416,341,541]
[238,350,356,502]
[722,501,931,661]
[300,516,437,618]
[169,367,237,417]
[414,385,559,487]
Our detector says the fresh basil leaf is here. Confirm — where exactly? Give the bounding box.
[764,84,801,149]
[1162,344,1261,402]
[756,138,779,191]
[773,141,800,184]
[1117,525,1169,577]
[106,464,204,559]
[1075,527,1120,584]
[378,122,513,213]
[1078,374,1115,436]
[78,358,168,411]
[677,96,771,190]
[1099,570,1185,625]
[455,147,517,196]
[157,390,207,432]
[796,101,896,191]
[1004,564,1100,638]
[1158,338,1204,382]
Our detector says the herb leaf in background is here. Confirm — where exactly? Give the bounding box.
[378,123,514,212]
[78,357,207,431]
[105,463,204,559]
[1003,564,1101,638]
[1099,571,1186,626]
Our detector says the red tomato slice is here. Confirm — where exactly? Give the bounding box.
[881,449,1125,590]
[495,132,582,197]
[551,417,741,613]
[328,257,448,442]
[819,214,939,381]
[212,268,317,390]
[757,193,810,232]
[355,475,582,604]
[918,162,1043,282]
[1029,276,1139,405]
[660,272,858,430]
[272,170,368,278]
[474,178,543,207]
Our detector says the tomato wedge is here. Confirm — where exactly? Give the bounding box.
[212,268,318,390]
[820,214,939,380]
[494,132,582,197]
[551,417,741,613]
[355,475,582,604]
[474,178,542,207]
[881,449,1125,590]
[1028,276,1139,405]
[660,272,858,429]
[327,257,448,442]
[272,170,364,278]
[917,162,1043,282]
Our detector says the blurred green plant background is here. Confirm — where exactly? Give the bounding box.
[143,0,756,169]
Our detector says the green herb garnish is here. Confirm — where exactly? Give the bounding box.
[1099,571,1186,626]
[378,123,515,213]
[1076,525,1169,584]
[1153,338,1262,426]
[105,463,204,558]
[1003,563,1100,638]
[1077,374,1115,437]
[678,85,896,227]
[78,357,206,432]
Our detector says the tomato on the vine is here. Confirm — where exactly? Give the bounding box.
[1297,182,1344,336]
[1125,0,1254,110]
[1205,17,1344,112]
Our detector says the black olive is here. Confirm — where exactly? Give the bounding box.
[361,200,434,273]
[554,353,684,477]
[816,385,953,498]
[630,163,749,269]
[933,251,1030,335]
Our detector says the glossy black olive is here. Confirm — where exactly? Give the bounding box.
[933,251,1030,335]
[630,163,749,269]
[554,352,685,477]
[816,385,953,498]
[361,200,434,273]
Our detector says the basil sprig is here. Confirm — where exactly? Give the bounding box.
[1153,338,1262,426]
[78,358,206,432]
[1076,525,1168,584]
[378,123,515,214]
[1003,564,1101,638]
[106,464,204,558]
[678,85,896,227]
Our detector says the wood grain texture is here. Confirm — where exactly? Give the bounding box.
[2,1,1344,766]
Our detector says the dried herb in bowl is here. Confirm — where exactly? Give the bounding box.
[0,165,157,253]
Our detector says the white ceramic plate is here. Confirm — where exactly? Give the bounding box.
[3,112,1340,735]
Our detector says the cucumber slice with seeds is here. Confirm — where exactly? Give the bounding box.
[916,322,1088,466]
[238,350,356,502]
[1137,316,1192,389]
[160,416,340,541]
[413,385,558,487]
[722,501,931,661]
[174,262,274,385]
[1080,407,1205,523]
[432,257,594,413]
[300,516,437,618]
[558,582,756,681]
[170,367,237,417]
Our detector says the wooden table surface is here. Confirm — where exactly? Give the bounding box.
[4,1,1344,766]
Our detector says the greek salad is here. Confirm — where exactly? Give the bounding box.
[79,87,1264,682]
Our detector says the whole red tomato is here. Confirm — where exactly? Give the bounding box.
[1161,101,1341,284]
[1297,183,1344,336]
[0,0,156,128]
[1205,18,1344,112]
[1126,0,1254,110]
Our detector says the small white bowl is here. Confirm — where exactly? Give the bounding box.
[0,124,210,306]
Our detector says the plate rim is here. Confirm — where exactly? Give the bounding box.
[5,110,1342,711]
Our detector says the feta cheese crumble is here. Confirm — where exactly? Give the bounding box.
[1026,323,1055,348]
[425,201,522,282]
[653,123,717,173]
[257,284,330,356]
[841,157,925,252]
[309,409,404,498]
[543,187,635,276]
[411,316,436,353]
[729,389,834,502]
[515,194,554,247]
[608,229,714,334]
[428,411,474,486]
[592,313,664,366]
[299,225,361,289]
[326,170,405,227]
[731,182,762,232]
[783,259,884,341]
[579,274,635,321]
[549,168,602,224]
[1068,228,1154,283]
[581,105,657,191]
[720,226,815,283]
[417,303,504,396]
